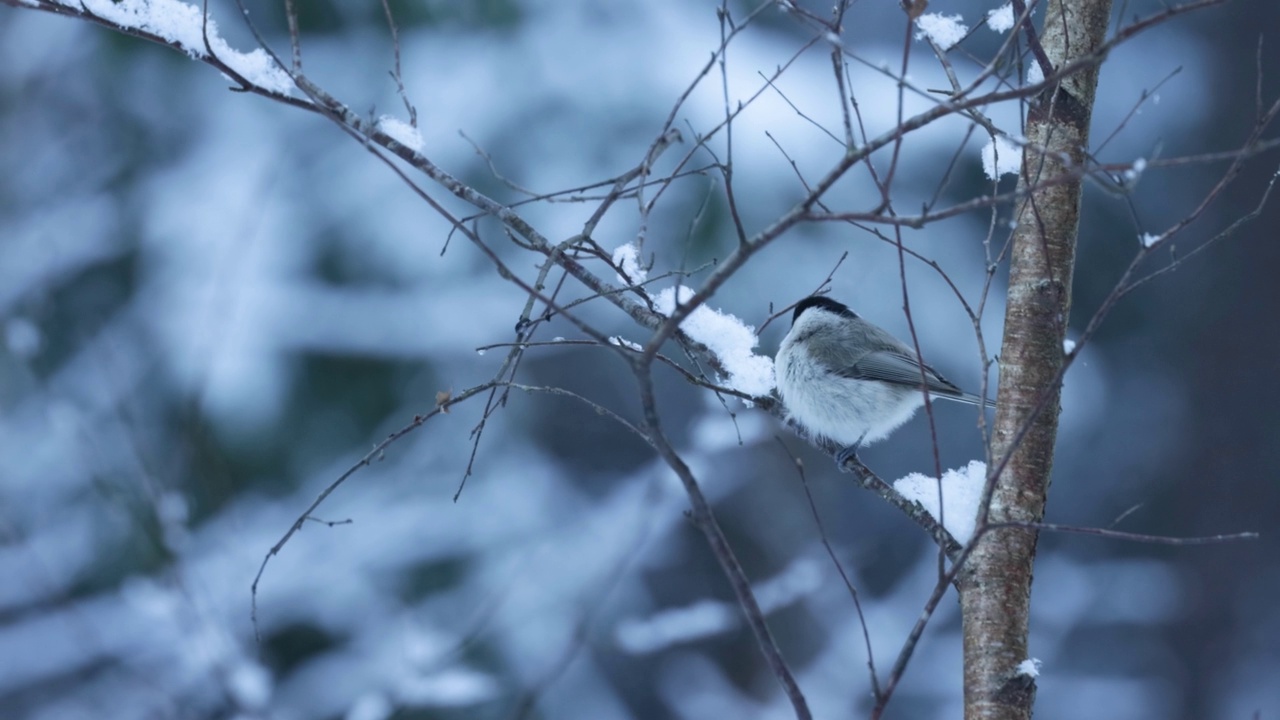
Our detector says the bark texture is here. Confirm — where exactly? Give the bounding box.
[959,1,1113,718]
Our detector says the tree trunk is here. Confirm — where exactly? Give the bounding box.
[959,0,1113,718]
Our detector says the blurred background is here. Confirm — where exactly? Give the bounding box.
[1,0,1277,718]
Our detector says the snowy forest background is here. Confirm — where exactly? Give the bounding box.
[1,0,1278,718]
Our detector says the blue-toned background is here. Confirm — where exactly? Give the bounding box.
[2,1,1277,718]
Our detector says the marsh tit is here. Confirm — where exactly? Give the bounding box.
[775,296,994,464]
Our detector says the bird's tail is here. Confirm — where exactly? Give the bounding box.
[943,391,997,408]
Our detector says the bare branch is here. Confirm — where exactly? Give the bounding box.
[638,370,811,719]
[778,439,882,701]
[990,522,1260,546]
[251,381,501,639]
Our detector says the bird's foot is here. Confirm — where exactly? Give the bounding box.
[835,444,861,470]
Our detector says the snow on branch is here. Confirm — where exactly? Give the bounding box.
[72,0,294,93]
[652,286,775,398]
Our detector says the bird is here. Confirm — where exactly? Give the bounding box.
[774,295,994,465]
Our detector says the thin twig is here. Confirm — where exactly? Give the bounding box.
[777,439,882,701]
[250,381,500,639]
[989,521,1259,545]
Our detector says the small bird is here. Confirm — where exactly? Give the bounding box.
[774,295,993,464]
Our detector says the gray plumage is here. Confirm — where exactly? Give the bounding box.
[775,296,992,453]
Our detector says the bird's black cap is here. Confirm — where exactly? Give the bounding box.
[792,295,858,324]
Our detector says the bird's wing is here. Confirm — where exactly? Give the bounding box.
[838,350,964,397]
